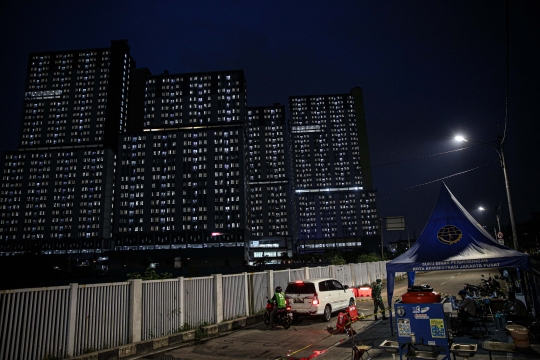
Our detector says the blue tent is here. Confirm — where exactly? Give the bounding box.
[386,183,530,329]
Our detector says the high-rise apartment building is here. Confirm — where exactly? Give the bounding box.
[113,70,249,252]
[0,40,135,255]
[289,88,378,253]
[246,105,293,261]
[0,40,378,261]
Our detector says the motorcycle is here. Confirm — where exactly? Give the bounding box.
[464,274,506,299]
[463,282,490,297]
[481,274,506,299]
[264,297,293,329]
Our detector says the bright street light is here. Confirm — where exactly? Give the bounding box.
[455,135,518,250]
[478,205,502,240]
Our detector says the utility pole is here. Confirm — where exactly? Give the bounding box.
[379,218,384,260]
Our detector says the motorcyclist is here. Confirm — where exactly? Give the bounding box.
[268,286,287,329]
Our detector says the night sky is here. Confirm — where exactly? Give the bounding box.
[1,1,539,244]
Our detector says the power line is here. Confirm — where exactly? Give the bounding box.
[378,161,497,197]
[369,146,474,169]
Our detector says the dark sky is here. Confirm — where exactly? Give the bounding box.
[1,1,539,243]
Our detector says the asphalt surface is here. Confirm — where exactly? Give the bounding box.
[130,268,539,360]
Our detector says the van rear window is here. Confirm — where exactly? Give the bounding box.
[286,283,316,294]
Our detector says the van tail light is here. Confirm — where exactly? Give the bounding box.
[312,292,319,305]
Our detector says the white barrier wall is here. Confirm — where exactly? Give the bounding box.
[308,266,331,279]
[0,285,71,360]
[184,276,215,328]
[0,261,388,359]
[289,268,305,282]
[141,278,183,340]
[222,273,248,321]
[75,282,131,353]
[247,272,267,315]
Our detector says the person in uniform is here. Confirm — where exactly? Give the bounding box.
[372,279,388,320]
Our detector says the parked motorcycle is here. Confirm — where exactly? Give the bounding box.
[464,273,506,299]
[463,282,491,297]
[481,274,506,299]
[264,297,293,329]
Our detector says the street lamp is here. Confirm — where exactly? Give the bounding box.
[478,206,501,240]
[455,135,518,250]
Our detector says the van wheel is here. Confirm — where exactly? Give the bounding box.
[323,305,332,322]
[349,298,355,306]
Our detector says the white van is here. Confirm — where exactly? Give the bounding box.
[285,278,356,322]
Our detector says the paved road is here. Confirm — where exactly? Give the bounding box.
[132,268,502,360]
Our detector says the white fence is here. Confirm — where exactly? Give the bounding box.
[0,261,394,360]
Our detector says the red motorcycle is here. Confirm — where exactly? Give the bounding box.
[263,297,293,329]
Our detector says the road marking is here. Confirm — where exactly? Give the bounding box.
[440,282,446,285]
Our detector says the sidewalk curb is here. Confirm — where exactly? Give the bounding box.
[68,313,263,360]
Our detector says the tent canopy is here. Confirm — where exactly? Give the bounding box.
[386,182,530,304]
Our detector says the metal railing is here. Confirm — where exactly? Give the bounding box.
[0,261,395,360]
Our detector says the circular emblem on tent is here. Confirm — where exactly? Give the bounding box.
[437,225,463,245]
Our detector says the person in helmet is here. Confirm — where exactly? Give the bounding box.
[372,279,388,320]
[268,286,287,329]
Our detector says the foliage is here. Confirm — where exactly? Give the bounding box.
[356,252,382,263]
[328,252,347,265]
[195,327,209,339]
[127,267,174,280]
[194,321,211,339]
[41,352,65,360]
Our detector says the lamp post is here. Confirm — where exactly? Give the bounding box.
[479,206,501,240]
[455,135,519,250]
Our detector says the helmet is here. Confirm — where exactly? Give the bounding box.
[458,290,467,296]
[275,286,282,293]
[376,279,382,283]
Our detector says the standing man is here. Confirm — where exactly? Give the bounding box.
[372,279,388,320]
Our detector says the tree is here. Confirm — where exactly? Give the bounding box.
[127,267,173,280]
[356,252,381,263]
[328,252,346,265]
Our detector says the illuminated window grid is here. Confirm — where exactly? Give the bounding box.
[143,71,246,130]
[181,131,209,232]
[50,151,76,240]
[119,135,147,233]
[78,149,105,238]
[246,106,288,237]
[0,154,26,241]
[213,129,241,231]
[22,48,131,148]
[150,134,177,232]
